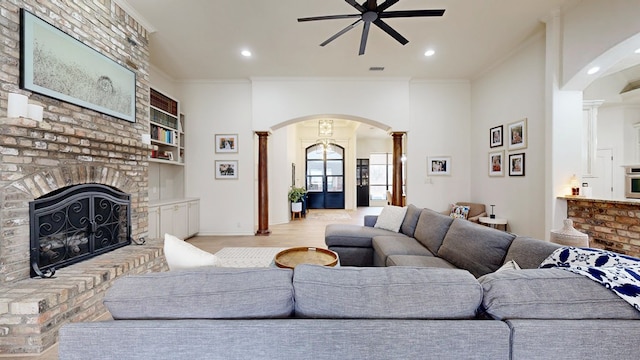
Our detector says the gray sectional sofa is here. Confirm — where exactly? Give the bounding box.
[58,204,640,359]
[325,204,562,273]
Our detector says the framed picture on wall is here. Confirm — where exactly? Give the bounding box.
[215,134,238,153]
[509,153,525,176]
[215,160,238,179]
[20,9,136,122]
[427,156,451,176]
[489,151,504,177]
[507,118,527,150]
[490,125,503,148]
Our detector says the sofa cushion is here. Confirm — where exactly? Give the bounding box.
[293,264,482,319]
[325,224,406,248]
[503,236,562,269]
[479,268,640,320]
[400,204,422,237]
[104,267,294,320]
[163,233,219,271]
[437,219,516,277]
[413,208,454,254]
[374,205,407,232]
[372,235,433,266]
[387,255,458,269]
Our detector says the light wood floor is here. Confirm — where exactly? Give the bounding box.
[8,207,381,360]
[189,207,381,254]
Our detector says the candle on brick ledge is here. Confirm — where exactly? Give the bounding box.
[27,104,43,122]
[7,93,28,118]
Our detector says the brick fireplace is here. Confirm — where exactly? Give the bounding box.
[0,0,168,355]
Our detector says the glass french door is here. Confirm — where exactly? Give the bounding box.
[306,144,345,209]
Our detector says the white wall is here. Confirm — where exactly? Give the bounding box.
[470,34,547,238]
[408,80,471,212]
[251,78,411,130]
[178,80,254,235]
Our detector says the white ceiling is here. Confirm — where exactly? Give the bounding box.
[120,0,572,81]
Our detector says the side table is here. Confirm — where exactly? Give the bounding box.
[479,217,508,231]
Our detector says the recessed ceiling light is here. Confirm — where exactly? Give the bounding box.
[369,66,385,71]
[424,49,435,57]
[587,66,600,75]
[241,50,252,57]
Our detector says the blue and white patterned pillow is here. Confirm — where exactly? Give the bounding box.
[540,247,640,312]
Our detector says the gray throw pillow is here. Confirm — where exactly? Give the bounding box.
[503,236,562,269]
[400,204,422,237]
[413,208,454,254]
[437,219,515,277]
[104,267,294,319]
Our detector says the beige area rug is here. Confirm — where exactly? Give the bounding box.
[214,247,285,267]
[305,210,352,221]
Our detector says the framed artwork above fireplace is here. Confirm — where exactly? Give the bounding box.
[20,9,136,122]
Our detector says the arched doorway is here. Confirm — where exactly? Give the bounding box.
[305,143,345,209]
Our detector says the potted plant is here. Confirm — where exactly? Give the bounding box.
[288,186,307,213]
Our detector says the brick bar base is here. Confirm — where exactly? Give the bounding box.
[566,197,640,258]
[0,239,167,355]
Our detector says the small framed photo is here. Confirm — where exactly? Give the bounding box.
[489,151,504,177]
[507,118,527,150]
[490,125,503,148]
[215,160,238,179]
[215,134,238,153]
[427,156,451,176]
[509,153,525,176]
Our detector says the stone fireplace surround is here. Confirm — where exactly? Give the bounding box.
[0,1,161,353]
[0,118,169,355]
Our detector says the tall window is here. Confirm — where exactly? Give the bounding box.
[369,153,393,200]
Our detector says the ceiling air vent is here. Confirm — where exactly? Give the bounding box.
[369,66,385,72]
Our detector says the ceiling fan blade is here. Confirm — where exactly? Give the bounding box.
[373,18,408,45]
[359,21,371,55]
[377,0,399,12]
[298,14,361,22]
[345,0,366,12]
[366,0,377,10]
[320,19,362,47]
[379,9,446,18]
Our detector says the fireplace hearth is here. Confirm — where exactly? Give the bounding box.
[29,183,131,278]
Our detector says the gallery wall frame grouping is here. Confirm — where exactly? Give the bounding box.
[488,118,527,177]
[20,9,136,122]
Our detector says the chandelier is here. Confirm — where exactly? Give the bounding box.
[315,119,335,152]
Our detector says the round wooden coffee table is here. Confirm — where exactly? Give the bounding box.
[274,247,339,269]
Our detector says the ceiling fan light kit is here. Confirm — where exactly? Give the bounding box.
[298,0,445,55]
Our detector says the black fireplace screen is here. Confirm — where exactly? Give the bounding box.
[29,184,131,278]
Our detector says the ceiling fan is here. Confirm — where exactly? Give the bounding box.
[298,0,445,55]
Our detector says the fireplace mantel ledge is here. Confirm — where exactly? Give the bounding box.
[1,116,152,151]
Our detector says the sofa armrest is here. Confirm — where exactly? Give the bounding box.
[364,215,378,227]
[468,212,487,223]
